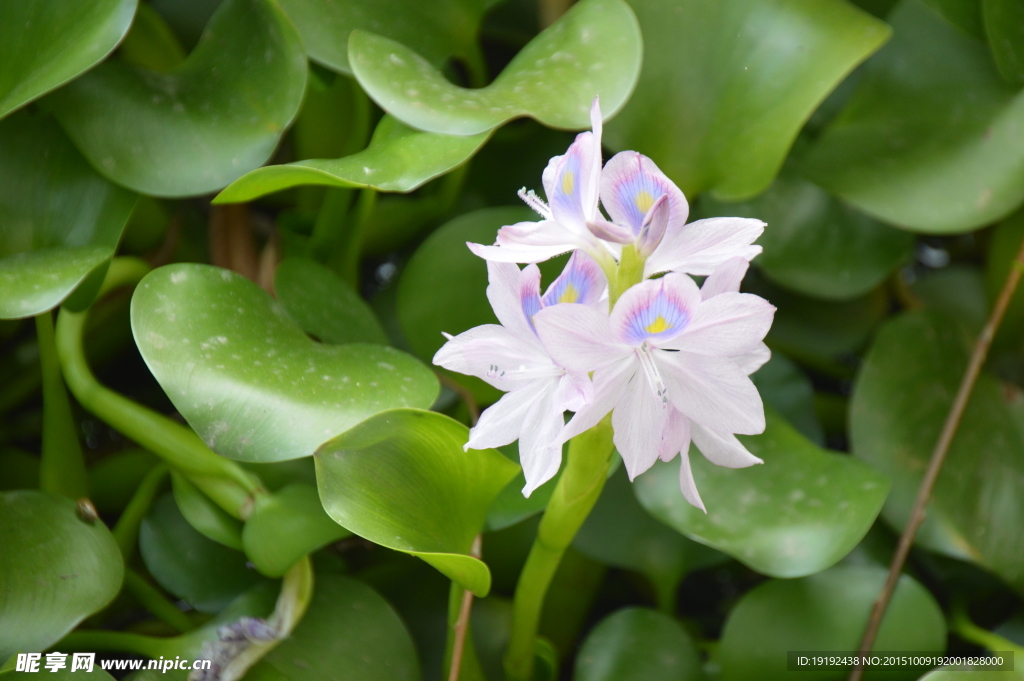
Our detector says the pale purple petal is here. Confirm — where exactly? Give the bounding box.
[613,369,670,480]
[690,422,763,468]
[587,217,634,244]
[600,151,688,236]
[465,383,541,451]
[635,194,670,258]
[518,385,567,496]
[734,342,771,375]
[657,350,766,435]
[678,449,706,513]
[700,257,750,300]
[468,241,575,264]
[543,131,598,232]
[662,292,775,357]
[658,407,691,463]
[485,261,534,339]
[432,324,553,390]
[559,357,635,444]
[609,272,701,347]
[645,217,764,278]
[533,303,628,374]
[553,370,593,413]
[541,251,607,309]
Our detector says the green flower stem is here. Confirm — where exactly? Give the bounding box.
[54,257,262,519]
[56,629,181,658]
[123,568,197,634]
[336,188,378,289]
[35,311,89,499]
[112,463,168,557]
[607,244,645,307]
[505,417,616,681]
[950,602,1024,659]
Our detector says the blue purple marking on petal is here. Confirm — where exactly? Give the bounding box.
[622,286,690,345]
[542,252,605,308]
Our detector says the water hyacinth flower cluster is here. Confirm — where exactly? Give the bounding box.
[434,99,776,511]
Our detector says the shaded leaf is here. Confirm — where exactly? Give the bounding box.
[245,574,420,681]
[720,566,945,681]
[486,443,562,532]
[171,471,243,549]
[605,0,890,199]
[984,0,1024,84]
[88,449,158,514]
[349,0,642,135]
[574,608,702,681]
[634,407,889,578]
[702,172,914,300]
[803,0,1024,232]
[139,493,265,613]
[316,409,520,596]
[242,483,350,578]
[47,0,307,197]
[0,490,123,658]
[216,116,488,203]
[274,257,388,345]
[131,264,438,462]
[0,112,136,319]
[0,0,136,120]
[851,310,1024,593]
[752,354,826,446]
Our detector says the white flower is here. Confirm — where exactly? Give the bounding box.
[433,253,606,495]
[532,266,775,505]
[657,257,772,512]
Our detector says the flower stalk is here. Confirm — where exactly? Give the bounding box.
[505,416,616,681]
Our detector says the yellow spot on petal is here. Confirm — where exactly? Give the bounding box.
[646,316,671,334]
[558,284,579,303]
[635,190,655,214]
[561,170,575,195]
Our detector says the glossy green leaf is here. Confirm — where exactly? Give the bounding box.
[803,0,1024,232]
[574,608,702,681]
[396,207,568,402]
[702,172,914,299]
[0,490,123,658]
[851,310,1024,592]
[634,407,890,578]
[87,449,158,514]
[245,574,420,681]
[605,0,889,200]
[575,469,726,609]
[316,409,520,596]
[720,566,945,681]
[0,0,136,120]
[921,670,1024,681]
[0,112,137,319]
[752,354,826,446]
[984,0,1024,84]
[171,472,243,549]
[278,0,487,78]
[349,0,642,135]
[242,483,350,578]
[139,493,265,613]
[47,0,307,197]
[911,265,989,334]
[216,116,489,203]
[131,264,439,462]
[273,257,388,345]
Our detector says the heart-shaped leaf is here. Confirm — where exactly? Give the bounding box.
[634,407,890,578]
[605,0,890,200]
[277,0,487,78]
[131,264,438,462]
[0,490,123,659]
[575,469,727,610]
[719,566,945,681]
[215,116,488,205]
[315,409,520,596]
[46,0,307,197]
[803,0,1024,232]
[851,310,1024,593]
[984,0,1024,84]
[273,257,388,346]
[396,207,568,402]
[0,0,136,121]
[139,493,266,613]
[573,608,703,681]
[245,574,420,681]
[701,172,915,300]
[0,112,137,319]
[171,471,243,549]
[349,0,642,135]
[242,483,350,578]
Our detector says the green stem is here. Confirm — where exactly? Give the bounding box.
[607,245,645,307]
[56,630,179,658]
[308,187,354,261]
[54,258,262,519]
[505,417,616,681]
[36,311,89,499]
[331,188,377,289]
[123,568,196,634]
[113,463,168,557]
[950,603,1024,658]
